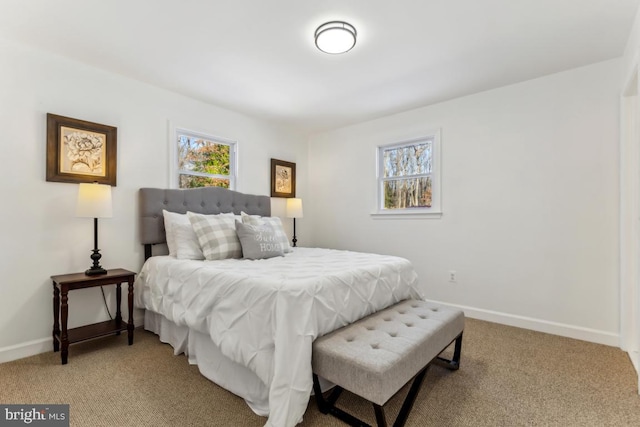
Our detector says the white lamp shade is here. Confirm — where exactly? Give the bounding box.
[286,198,303,218]
[76,183,113,218]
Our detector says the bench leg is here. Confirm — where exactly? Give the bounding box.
[312,373,328,413]
[313,366,430,427]
[314,374,370,426]
[313,374,344,414]
[392,365,429,427]
[435,332,463,370]
[373,404,387,427]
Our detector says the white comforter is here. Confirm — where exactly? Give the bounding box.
[135,247,423,427]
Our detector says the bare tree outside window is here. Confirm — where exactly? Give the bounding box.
[381,141,433,209]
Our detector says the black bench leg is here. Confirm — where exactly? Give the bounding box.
[392,365,429,427]
[435,332,463,370]
[313,374,344,413]
[314,375,369,426]
[373,404,387,427]
[312,374,328,413]
[314,366,430,427]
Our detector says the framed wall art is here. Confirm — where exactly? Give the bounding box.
[270,158,296,198]
[46,113,117,186]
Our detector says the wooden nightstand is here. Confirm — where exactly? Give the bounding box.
[51,268,135,364]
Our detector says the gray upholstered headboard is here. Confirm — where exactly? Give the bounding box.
[139,187,271,259]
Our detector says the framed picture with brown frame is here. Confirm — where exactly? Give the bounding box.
[270,158,296,198]
[46,113,117,186]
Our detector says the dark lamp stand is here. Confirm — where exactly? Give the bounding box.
[86,217,107,275]
[292,218,298,248]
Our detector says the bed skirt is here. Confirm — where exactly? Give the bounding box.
[144,310,271,416]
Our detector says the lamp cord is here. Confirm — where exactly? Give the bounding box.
[100,286,113,320]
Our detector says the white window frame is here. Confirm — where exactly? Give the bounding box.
[372,130,442,219]
[169,126,237,190]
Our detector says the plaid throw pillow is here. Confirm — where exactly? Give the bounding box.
[241,212,292,253]
[187,212,242,260]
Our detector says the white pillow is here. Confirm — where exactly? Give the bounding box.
[174,222,205,260]
[162,210,204,260]
[187,212,241,260]
[241,212,292,253]
[240,211,261,223]
[162,210,182,257]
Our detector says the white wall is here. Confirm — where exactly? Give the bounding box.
[620,6,640,375]
[0,38,307,362]
[307,59,621,345]
[623,6,640,86]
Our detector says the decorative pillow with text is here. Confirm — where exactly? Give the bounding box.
[241,212,292,253]
[235,221,285,260]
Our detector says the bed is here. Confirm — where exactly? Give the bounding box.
[134,187,425,427]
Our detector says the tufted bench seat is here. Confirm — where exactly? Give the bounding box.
[312,299,464,427]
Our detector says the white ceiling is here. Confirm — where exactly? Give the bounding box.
[1,0,638,133]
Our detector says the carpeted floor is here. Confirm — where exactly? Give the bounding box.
[1,318,638,426]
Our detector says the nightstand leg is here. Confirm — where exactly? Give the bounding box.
[60,286,69,365]
[115,283,122,335]
[127,278,134,345]
[52,284,60,352]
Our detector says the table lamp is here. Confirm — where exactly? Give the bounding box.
[286,198,303,247]
[76,183,112,275]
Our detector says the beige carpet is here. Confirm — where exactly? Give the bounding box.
[1,318,639,426]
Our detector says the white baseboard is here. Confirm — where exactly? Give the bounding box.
[0,337,53,365]
[0,305,622,364]
[0,313,145,365]
[629,350,639,374]
[629,351,640,396]
[425,299,620,347]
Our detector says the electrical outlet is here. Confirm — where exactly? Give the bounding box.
[448,270,457,283]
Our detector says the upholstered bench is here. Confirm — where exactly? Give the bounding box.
[312,299,464,427]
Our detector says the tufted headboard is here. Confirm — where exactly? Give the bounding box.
[139,187,271,259]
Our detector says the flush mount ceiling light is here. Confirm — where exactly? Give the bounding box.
[314,21,357,54]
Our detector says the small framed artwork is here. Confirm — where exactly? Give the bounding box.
[46,113,117,186]
[270,158,296,198]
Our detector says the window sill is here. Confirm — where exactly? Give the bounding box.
[370,210,442,220]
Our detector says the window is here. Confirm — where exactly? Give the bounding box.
[174,129,236,189]
[375,131,441,217]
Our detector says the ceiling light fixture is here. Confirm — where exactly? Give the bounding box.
[314,21,357,54]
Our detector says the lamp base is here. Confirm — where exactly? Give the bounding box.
[85,266,108,276]
[292,218,298,247]
[85,248,107,275]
